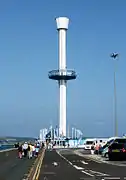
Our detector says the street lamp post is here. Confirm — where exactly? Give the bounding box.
[110,52,119,137]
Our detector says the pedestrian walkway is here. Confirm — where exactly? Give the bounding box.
[74,149,126,167]
[0,147,41,180]
[74,149,106,162]
[0,150,35,180]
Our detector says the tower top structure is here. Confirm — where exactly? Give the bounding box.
[55,17,69,30]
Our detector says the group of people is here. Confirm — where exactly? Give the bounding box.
[91,143,102,154]
[18,142,40,159]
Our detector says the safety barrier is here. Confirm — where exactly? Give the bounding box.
[0,148,16,153]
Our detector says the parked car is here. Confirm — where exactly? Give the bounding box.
[114,138,126,144]
[108,143,126,161]
[99,137,126,155]
[101,147,109,157]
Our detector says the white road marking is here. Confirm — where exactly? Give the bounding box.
[84,155,104,164]
[57,150,110,178]
[56,151,93,177]
[69,161,73,165]
[74,151,102,163]
[81,160,88,165]
[81,170,94,177]
[102,177,120,180]
[56,151,73,166]
[89,170,109,176]
[75,150,126,167]
[73,165,84,170]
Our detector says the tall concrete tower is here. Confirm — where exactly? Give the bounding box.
[48,17,77,137]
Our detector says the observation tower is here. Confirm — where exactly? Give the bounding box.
[48,17,77,137]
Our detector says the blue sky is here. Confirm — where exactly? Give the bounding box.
[0,0,126,137]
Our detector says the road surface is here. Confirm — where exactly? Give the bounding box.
[0,149,35,180]
[39,149,126,180]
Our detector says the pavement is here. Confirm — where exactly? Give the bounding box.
[75,149,126,166]
[39,148,126,180]
[0,149,36,180]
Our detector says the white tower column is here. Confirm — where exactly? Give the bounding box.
[59,80,66,136]
[56,17,69,137]
[59,29,66,69]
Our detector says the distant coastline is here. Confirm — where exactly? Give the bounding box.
[0,136,35,151]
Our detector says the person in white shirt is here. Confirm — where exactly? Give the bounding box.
[23,142,28,157]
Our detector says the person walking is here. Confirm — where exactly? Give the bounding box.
[28,144,33,159]
[91,143,95,154]
[95,143,99,155]
[23,142,28,157]
[18,144,23,159]
[35,144,39,157]
[32,144,36,157]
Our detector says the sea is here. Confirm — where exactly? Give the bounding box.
[0,144,14,151]
[0,137,36,151]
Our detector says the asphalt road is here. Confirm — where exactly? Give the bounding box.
[39,149,90,180]
[0,149,35,180]
[39,149,126,180]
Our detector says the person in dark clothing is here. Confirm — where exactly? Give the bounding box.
[91,144,95,154]
[91,145,94,150]
[95,144,99,155]
[23,142,28,157]
[42,142,44,148]
[18,145,23,159]
[23,149,27,157]
[14,142,19,148]
[63,141,65,148]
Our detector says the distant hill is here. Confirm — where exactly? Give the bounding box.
[0,136,35,142]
